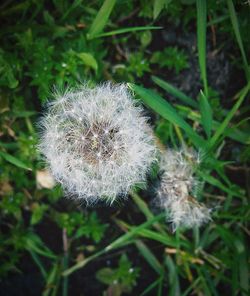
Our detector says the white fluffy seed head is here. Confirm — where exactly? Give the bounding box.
[158,149,211,231]
[38,82,156,204]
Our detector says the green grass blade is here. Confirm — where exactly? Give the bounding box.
[165,256,180,296]
[42,262,60,296]
[196,0,208,96]
[30,251,48,279]
[87,0,116,39]
[106,213,165,251]
[199,171,243,198]
[152,75,198,108]
[93,26,162,38]
[140,277,162,296]
[135,240,162,274]
[182,277,201,296]
[227,0,249,80]
[137,229,180,247]
[199,90,213,138]
[176,105,250,144]
[0,150,31,170]
[239,249,249,295]
[209,81,250,149]
[131,191,166,234]
[77,52,98,71]
[63,213,165,276]
[128,83,206,148]
[25,233,57,259]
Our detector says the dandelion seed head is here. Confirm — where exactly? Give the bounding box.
[39,82,156,204]
[158,149,211,230]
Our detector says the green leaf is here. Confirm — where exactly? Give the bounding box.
[150,47,189,74]
[152,75,197,108]
[75,212,108,243]
[77,52,98,71]
[25,233,57,259]
[153,0,170,19]
[199,90,212,138]
[196,0,208,96]
[0,150,31,170]
[96,268,115,285]
[87,0,116,39]
[128,83,206,148]
[227,0,249,80]
[31,204,48,225]
[92,26,162,38]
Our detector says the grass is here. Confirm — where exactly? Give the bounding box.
[0,0,249,295]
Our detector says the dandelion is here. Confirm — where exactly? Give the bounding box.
[157,149,211,231]
[39,82,156,204]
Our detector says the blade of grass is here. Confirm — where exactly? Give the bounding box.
[227,0,249,80]
[207,15,229,26]
[165,256,180,296]
[216,226,245,252]
[216,225,249,294]
[152,75,198,108]
[128,83,206,149]
[61,0,83,21]
[87,0,116,39]
[196,268,212,296]
[182,277,201,296]
[135,240,162,274]
[42,262,60,296]
[200,267,219,296]
[196,0,208,96]
[93,26,162,38]
[106,213,165,250]
[30,250,47,279]
[138,229,179,247]
[238,249,249,295]
[131,191,166,234]
[198,171,243,198]
[63,213,165,276]
[176,105,250,144]
[209,81,250,149]
[199,90,213,139]
[116,219,190,248]
[0,150,31,170]
[25,233,57,259]
[140,277,162,296]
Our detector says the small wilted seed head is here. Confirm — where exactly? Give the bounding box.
[158,149,211,231]
[39,82,156,204]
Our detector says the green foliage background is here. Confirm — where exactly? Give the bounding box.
[0,0,249,295]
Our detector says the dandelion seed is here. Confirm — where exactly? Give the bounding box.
[39,82,156,204]
[158,149,211,230]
